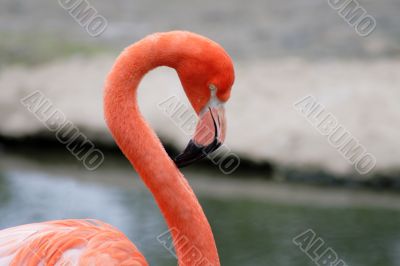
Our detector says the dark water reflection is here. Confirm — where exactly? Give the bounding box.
[0,169,399,266]
[0,173,11,208]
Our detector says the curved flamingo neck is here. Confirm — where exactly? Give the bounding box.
[104,33,220,266]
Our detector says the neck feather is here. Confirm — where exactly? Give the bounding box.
[104,33,220,266]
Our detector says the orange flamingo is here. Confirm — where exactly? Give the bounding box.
[0,31,235,265]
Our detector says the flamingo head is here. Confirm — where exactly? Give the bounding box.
[172,33,235,168]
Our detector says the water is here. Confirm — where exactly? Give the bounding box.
[0,155,399,266]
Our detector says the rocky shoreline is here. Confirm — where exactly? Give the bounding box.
[1,130,399,191]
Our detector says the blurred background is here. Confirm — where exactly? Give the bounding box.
[1,0,400,265]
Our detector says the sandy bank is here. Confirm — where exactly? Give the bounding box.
[0,56,399,176]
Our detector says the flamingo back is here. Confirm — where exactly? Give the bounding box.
[0,219,148,266]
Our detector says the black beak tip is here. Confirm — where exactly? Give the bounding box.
[173,156,197,169]
[172,140,222,168]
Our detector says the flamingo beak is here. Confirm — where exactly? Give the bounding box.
[173,104,226,168]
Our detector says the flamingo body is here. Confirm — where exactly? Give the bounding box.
[0,31,235,265]
[0,219,147,265]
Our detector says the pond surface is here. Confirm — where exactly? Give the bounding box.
[0,154,399,266]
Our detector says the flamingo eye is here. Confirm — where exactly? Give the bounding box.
[209,84,217,97]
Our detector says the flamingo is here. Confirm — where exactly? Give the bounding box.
[0,31,235,265]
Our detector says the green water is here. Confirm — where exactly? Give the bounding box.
[204,199,400,266]
[0,157,399,266]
